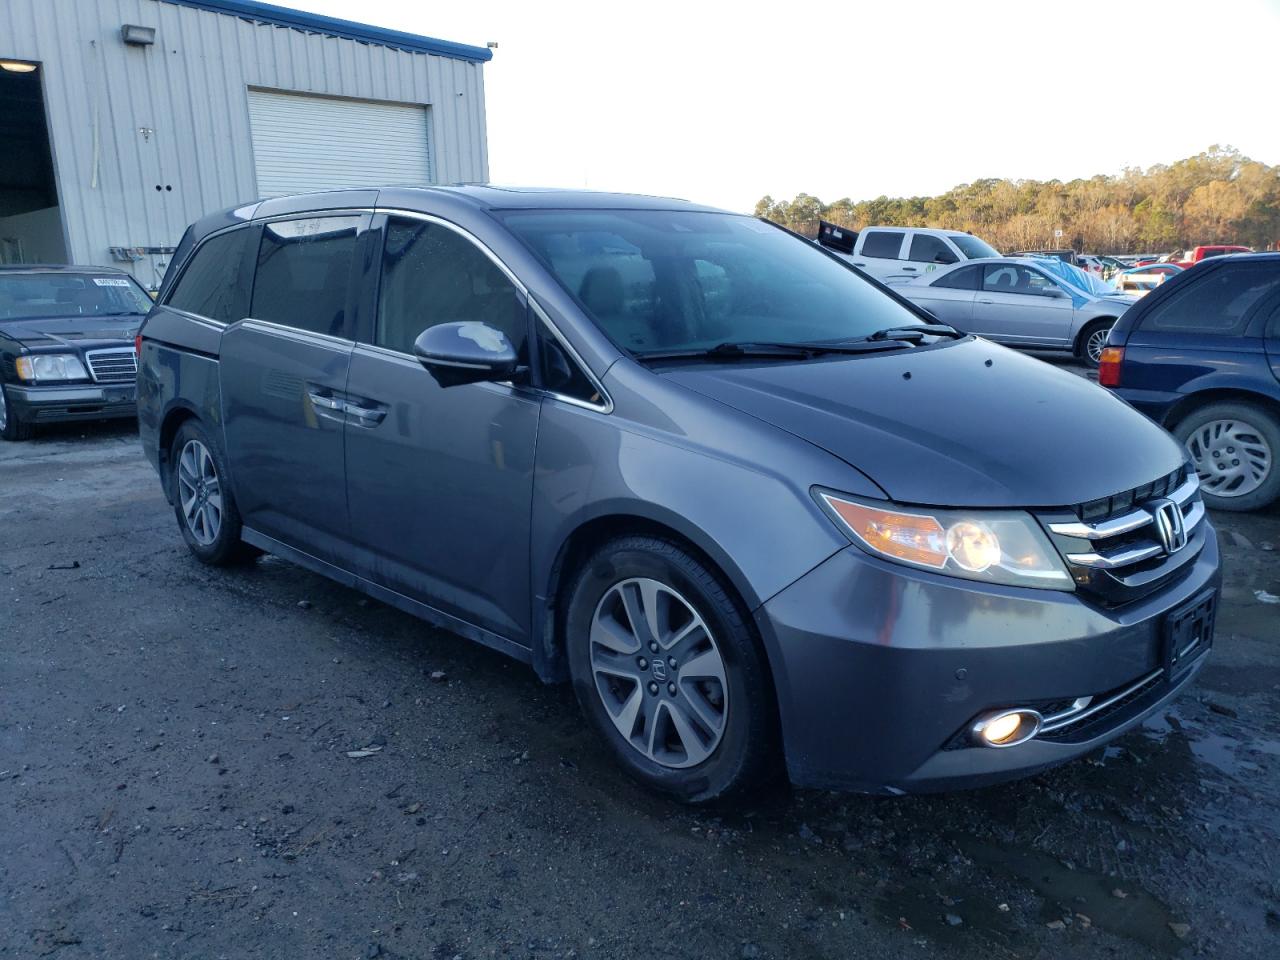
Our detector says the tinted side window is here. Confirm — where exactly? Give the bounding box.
[932,264,981,290]
[166,228,254,323]
[251,217,360,337]
[860,231,904,260]
[908,234,956,264]
[983,264,1061,297]
[1142,263,1280,336]
[376,218,528,356]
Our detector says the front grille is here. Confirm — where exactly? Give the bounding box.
[1037,470,1205,606]
[86,348,138,384]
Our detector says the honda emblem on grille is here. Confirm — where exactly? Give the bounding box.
[1152,499,1187,555]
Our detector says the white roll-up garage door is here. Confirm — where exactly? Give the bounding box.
[246,89,433,197]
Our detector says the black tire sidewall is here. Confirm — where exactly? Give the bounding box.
[1174,402,1280,512]
[170,420,250,563]
[0,385,32,441]
[565,536,777,803]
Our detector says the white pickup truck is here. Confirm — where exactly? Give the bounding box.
[816,222,1001,282]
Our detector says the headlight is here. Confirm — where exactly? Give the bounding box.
[15,354,90,383]
[816,491,1072,590]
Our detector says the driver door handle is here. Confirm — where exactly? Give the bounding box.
[307,390,345,412]
[344,401,386,426]
[977,298,995,304]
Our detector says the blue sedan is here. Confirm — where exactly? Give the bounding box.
[1101,253,1280,511]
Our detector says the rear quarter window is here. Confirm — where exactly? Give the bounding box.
[166,227,255,324]
[1141,263,1280,336]
[859,231,904,260]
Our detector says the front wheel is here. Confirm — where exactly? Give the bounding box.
[1174,402,1280,512]
[1077,320,1114,367]
[564,536,779,804]
[0,385,33,441]
[169,420,259,564]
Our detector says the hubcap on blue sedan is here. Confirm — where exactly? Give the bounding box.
[1186,419,1272,498]
[589,577,728,769]
[0,386,8,431]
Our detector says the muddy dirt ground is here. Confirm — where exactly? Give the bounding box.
[2,401,1278,960]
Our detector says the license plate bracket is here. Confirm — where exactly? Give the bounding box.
[1162,588,1216,682]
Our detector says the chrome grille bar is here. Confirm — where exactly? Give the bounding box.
[1048,475,1200,540]
[86,348,138,384]
[1038,668,1163,733]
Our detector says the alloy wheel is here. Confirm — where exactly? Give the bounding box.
[1185,419,1273,498]
[1085,325,1111,365]
[0,385,8,432]
[177,439,223,545]
[589,577,729,769]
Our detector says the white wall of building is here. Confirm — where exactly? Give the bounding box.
[0,0,489,287]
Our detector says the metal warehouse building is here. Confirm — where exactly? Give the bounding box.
[0,0,492,288]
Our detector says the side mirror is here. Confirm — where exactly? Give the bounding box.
[413,321,519,388]
[1040,286,1068,299]
[933,252,959,265]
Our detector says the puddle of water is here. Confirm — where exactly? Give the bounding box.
[1141,707,1280,779]
[953,833,1184,956]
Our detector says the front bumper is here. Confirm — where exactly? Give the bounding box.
[757,529,1220,793]
[5,382,138,424]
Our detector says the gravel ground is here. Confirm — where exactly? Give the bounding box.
[2,392,1279,959]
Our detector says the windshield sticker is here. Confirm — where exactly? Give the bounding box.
[93,278,131,287]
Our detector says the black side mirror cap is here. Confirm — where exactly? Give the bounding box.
[413,322,519,388]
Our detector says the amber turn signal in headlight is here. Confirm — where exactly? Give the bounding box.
[815,491,1073,590]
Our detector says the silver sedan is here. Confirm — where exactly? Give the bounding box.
[893,257,1137,366]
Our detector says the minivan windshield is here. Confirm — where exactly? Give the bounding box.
[500,210,928,355]
[0,273,153,321]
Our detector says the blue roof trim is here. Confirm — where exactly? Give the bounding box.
[159,0,493,62]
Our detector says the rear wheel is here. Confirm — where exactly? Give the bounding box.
[169,420,258,564]
[564,536,779,804]
[0,384,34,441]
[1174,401,1280,512]
[1077,320,1114,367]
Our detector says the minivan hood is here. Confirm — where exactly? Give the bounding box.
[661,339,1184,508]
[0,314,143,348]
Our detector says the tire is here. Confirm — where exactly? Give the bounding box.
[1174,402,1280,512]
[564,535,779,803]
[169,419,259,564]
[0,384,34,441]
[1076,319,1114,367]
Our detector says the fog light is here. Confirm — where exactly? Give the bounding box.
[971,708,1042,748]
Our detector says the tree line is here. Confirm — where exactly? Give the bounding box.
[754,146,1279,254]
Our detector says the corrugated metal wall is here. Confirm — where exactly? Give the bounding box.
[0,0,489,287]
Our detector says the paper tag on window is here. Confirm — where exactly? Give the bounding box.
[93,277,131,287]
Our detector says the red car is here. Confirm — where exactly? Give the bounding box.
[1173,245,1253,268]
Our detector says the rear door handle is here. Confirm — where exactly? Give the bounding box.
[308,393,344,410]
[902,266,917,272]
[977,298,995,304]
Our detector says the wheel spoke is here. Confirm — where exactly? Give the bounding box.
[591,647,644,683]
[591,606,640,655]
[680,680,726,735]
[680,647,726,687]
[665,701,711,766]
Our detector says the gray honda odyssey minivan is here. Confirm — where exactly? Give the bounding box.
[137,187,1220,802]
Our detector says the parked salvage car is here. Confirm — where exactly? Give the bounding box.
[1101,252,1280,511]
[816,221,1000,282]
[0,264,151,441]
[896,256,1137,365]
[137,187,1218,802]
[1114,262,1184,296]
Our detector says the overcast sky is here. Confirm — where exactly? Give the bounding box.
[294,0,1280,212]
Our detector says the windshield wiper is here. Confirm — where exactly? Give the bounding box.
[862,324,964,342]
[635,340,906,363]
